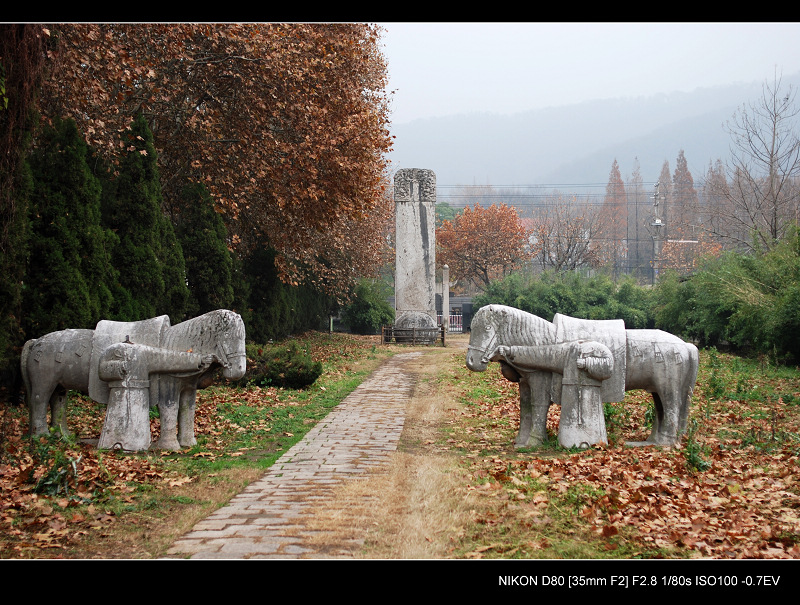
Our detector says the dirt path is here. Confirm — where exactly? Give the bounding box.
[297,337,471,558]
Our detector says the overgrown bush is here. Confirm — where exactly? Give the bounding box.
[236,342,323,389]
[341,278,394,335]
[652,228,800,362]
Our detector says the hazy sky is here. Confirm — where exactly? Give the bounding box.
[380,22,800,125]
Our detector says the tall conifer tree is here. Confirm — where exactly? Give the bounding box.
[0,25,47,394]
[626,159,649,281]
[657,160,672,233]
[24,118,117,336]
[102,113,189,321]
[672,149,699,236]
[176,182,235,316]
[602,159,627,277]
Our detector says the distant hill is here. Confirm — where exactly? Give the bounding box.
[387,74,800,189]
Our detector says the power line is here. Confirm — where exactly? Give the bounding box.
[434,181,705,189]
[434,182,721,210]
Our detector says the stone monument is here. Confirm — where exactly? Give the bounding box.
[21,309,246,451]
[466,304,699,449]
[393,168,438,340]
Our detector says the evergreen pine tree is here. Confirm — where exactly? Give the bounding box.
[0,157,32,395]
[102,113,189,321]
[241,244,333,342]
[24,118,117,336]
[176,182,235,316]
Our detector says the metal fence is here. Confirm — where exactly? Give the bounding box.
[436,314,463,333]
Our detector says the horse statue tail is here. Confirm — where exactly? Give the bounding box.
[680,342,700,434]
[20,338,35,408]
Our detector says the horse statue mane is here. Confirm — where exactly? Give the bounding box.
[479,304,557,348]
[161,309,245,366]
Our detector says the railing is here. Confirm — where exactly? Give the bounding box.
[436,314,464,333]
[381,325,446,346]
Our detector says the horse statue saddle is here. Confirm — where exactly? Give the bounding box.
[88,315,171,406]
[551,313,627,404]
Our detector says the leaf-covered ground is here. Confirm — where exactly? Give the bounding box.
[446,348,800,559]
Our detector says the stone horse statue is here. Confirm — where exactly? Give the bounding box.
[20,309,246,450]
[465,304,698,448]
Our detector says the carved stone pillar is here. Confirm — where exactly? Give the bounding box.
[394,168,437,340]
[557,341,614,449]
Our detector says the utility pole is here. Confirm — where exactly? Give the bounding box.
[650,181,666,285]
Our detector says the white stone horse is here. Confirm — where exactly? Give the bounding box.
[20,309,246,450]
[465,304,698,448]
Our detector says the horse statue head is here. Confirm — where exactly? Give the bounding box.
[161,309,247,382]
[210,310,247,381]
[466,304,557,373]
[466,305,501,372]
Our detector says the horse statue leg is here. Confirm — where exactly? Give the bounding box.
[515,371,551,447]
[177,388,198,448]
[155,393,182,451]
[516,375,533,447]
[528,371,552,446]
[627,341,699,447]
[27,382,57,436]
[22,340,69,437]
[49,388,70,437]
[629,390,678,446]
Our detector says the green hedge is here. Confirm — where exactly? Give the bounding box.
[473,271,655,329]
[474,230,800,365]
[341,278,394,335]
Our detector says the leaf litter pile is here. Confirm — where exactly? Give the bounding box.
[446,349,800,559]
[0,332,384,558]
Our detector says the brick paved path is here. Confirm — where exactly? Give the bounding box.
[165,351,422,559]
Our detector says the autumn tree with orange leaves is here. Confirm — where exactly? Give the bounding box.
[599,159,627,277]
[657,236,723,276]
[437,203,533,290]
[38,23,394,299]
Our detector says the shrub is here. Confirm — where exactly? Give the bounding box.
[652,228,800,362]
[474,270,655,327]
[237,342,322,389]
[341,279,394,335]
